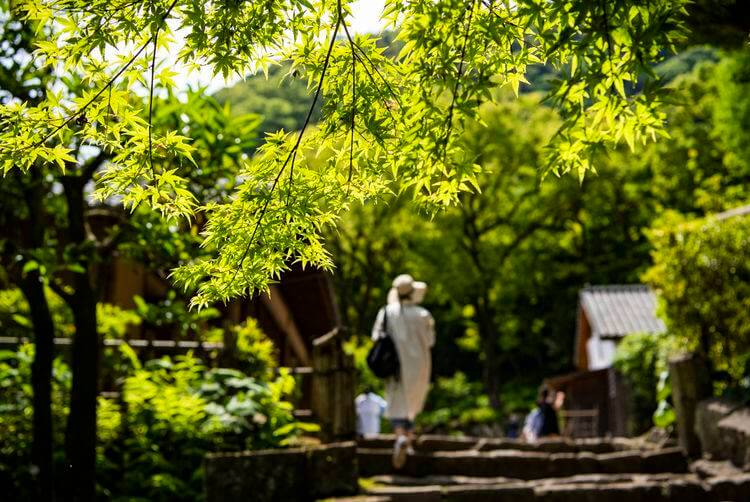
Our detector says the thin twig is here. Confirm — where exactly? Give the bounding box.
[349,48,397,123]
[480,0,520,29]
[148,23,160,177]
[347,21,356,191]
[286,147,298,207]
[349,37,403,110]
[228,16,342,294]
[442,0,476,162]
[341,20,400,131]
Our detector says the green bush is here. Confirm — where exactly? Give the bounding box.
[233,318,278,381]
[98,351,306,501]
[0,344,313,501]
[613,333,676,434]
[645,212,750,385]
[417,372,498,433]
[0,345,69,499]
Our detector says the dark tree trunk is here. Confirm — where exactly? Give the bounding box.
[64,284,99,502]
[16,170,57,501]
[61,178,99,502]
[20,273,56,502]
[477,296,501,411]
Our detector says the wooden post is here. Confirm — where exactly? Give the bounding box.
[311,329,356,442]
[670,353,712,456]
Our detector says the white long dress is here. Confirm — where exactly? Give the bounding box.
[371,302,435,420]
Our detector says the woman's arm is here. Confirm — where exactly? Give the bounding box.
[423,310,436,348]
[371,307,385,341]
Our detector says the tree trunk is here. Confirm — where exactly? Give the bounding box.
[62,178,99,502]
[16,170,57,501]
[477,297,501,411]
[20,273,56,502]
[64,285,99,502]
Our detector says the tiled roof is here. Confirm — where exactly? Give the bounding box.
[580,285,666,338]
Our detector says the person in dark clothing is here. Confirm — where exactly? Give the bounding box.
[523,386,566,441]
[536,387,560,437]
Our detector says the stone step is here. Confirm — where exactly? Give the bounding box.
[357,447,688,479]
[330,473,750,502]
[369,474,521,486]
[369,472,689,487]
[357,434,642,454]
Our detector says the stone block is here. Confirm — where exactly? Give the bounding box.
[706,474,750,502]
[718,406,750,467]
[662,478,707,502]
[547,453,579,478]
[574,452,600,474]
[536,438,578,454]
[307,442,359,498]
[575,438,616,454]
[204,442,357,502]
[484,450,551,480]
[442,483,535,502]
[417,435,477,452]
[204,448,306,502]
[695,398,750,467]
[642,447,688,474]
[535,482,664,502]
[357,448,396,477]
[597,451,644,474]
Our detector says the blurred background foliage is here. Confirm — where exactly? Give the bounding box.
[0,296,313,501]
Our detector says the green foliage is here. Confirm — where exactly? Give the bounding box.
[333,51,750,411]
[343,335,383,396]
[417,372,498,432]
[102,354,303,501]
[233,318,278,381]
[0,345,69,499]
[215,63,319,137]
[645,213,750,384]
[0,343,308,501]
[1,0,692,305]
[613,333,677,433]
[714,50,750,175]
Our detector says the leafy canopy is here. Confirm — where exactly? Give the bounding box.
[2,0,688,306]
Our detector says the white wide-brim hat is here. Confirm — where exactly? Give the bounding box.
[387,274,427,305]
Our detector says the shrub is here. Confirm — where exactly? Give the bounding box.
[613,333,676,434]
[0,343,311,501]
[99,351,307,501]
[417,372,498,433]
[0,345,69,500]
[233,318,277,381]
[645,212,750,385]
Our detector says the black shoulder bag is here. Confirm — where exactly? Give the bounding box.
[366,307,400,379]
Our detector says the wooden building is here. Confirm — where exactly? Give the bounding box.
[103,257,341,367]
[546,285,666,437]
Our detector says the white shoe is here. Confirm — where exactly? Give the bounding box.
[392,435,409,470]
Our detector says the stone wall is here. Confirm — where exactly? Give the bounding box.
[204,442,357,502]
[695,398,750,467]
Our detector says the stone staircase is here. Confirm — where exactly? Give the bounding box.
[327,434,750,502]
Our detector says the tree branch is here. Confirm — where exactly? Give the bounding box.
[227,13,342,295]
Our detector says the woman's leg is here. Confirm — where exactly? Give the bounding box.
[391,419,411,469]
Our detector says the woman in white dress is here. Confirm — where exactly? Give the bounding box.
[371,274,435,468]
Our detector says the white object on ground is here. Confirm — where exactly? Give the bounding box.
[355,392,387,435]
